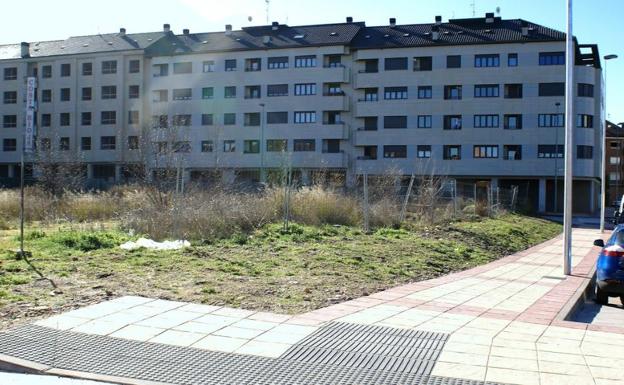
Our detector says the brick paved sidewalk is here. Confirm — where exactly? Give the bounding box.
[2,228,623,385]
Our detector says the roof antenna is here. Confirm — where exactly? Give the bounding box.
[470,0,476,17]
[265,0,270,24]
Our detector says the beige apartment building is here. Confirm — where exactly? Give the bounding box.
[0,13,603,213]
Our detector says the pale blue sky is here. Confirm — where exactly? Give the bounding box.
[2,0,622,122]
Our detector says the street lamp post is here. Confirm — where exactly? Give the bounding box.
[601,54,618,232]
[555,102,561,214]
[563,0,574,275]
[259,103,266,183]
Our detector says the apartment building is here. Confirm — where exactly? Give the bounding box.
[605,120,624,205]
[0,13,603,213]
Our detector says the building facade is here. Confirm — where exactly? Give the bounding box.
[605,121,624,205]
[0,13,603,213]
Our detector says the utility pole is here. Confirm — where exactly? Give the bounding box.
[259,103,266,183]
[563,0,574,276]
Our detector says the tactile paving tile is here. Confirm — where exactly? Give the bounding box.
[0,323,508,385]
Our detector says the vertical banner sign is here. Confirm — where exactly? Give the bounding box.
[24,77,36,153]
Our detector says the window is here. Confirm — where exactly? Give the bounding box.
[384,57,407,70]
[577,145,593,159]
[59,137,70,151]
[201,141,214,152]
[610,172,620,181]
[267,112,288,124]
[245,58,261,72]
[413,56,432,71]
[201,114,213,125]
[267,84,288,97]
[2,139,16,152]
[100,136,116,150]
[129,60,140,73]
[362,59,378,73]
[202,60,215,73]
[474,54,499,67]
[101,111,116,125]
[244,140,260,153]
[153,89,168,102]
[417,115,432,128]
[225,59,237,71]
[154,141,168,154]
[474,115,499,128]
[221,86,236,99]
[610,141,621,149]
[172,114,192,126]
[61,63,71,77]
[539,82,565,96]
[42,65,52,78]
[223,113,236,125]
[610,156,621,165]
[503,145,522,160]
[473,145,499,158]
[41,89,51,103]
[504,84,523,98]
[3,91,16,104]
[102,60,117,74]
[324,111,342,125]
[363,88,378,101]
[223,140,236,152]
[60,88,70,101]
[538,144,564,158]
[539,52,565,65]
[128,110,139,125]
[101,85,117,99]
[3,67,17,80]
[383,145,407,158]
[268,56,288,69]
[173,88,192,100]
[578,83,594,97]
[538,114,564,127]
[447,55,461,68]
[41,114,51,127]
[507,53,518,67]
[295,83,316,96]
[128,136,139,150]
[504,114,522,129]
[294,111,316,124]
[267,139,288,152]
[361,146,377,160]
[444,85,462,100]
[173,62,192,74]
[294,139,315,152]
[82,62,92,76]
[245,85,261,99]
[325,55,342,68]
[417,145,431,158]
[323,139,340,153]
[474,84,499,98]
[128,85,140,99]
[173,141,191,153]
[202,87,214,99]
[444,115,462,130]
[384,116,407,129]
[82,87,92,101]
[153,63,168,77]
[3,115,16,128]
[81,137,91,151]
[325,83,343,96]
[81,112,92,126]
[60,113,70,126]
[384,87,408,100]
[443,145,461,160]
[295,55,316,68]
[418,86,432,99]
[244,113,260,126]
[577,114,594,128]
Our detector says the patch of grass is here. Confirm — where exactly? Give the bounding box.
[47,231,130,252]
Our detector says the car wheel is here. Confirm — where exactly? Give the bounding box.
[596,286,609,305]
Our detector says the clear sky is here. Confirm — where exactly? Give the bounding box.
[2,0,622,122]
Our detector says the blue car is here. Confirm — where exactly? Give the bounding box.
[594,227,624,305]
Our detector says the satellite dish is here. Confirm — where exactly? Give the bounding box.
[248,16,253,22]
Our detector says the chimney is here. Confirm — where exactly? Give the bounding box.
[271,21,279,30]
[183,29,190,35]
[163,23,171,32]
[20,42,29,58]
[431,25,440,41]
[263,35,272,44]
[485,12,495,24]
[119,28,126,37]
[389,18,396,27]
[346,16,353,23]
[225,24,233,35]
[520,20,529,36]
[435,15,442,25]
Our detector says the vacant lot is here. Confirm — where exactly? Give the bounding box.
[0,214,560,329]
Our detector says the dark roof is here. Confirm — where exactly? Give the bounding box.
[607,120,624,138]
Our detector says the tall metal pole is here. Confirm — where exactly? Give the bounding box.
[563,0,574,275]
[19,146,25,256]
[259,103,266,183]
[555,102,561,213]
[601,55,618,232]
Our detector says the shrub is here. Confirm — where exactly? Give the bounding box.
[50,231,126,251]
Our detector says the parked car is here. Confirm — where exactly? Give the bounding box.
[594,227,624,305]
